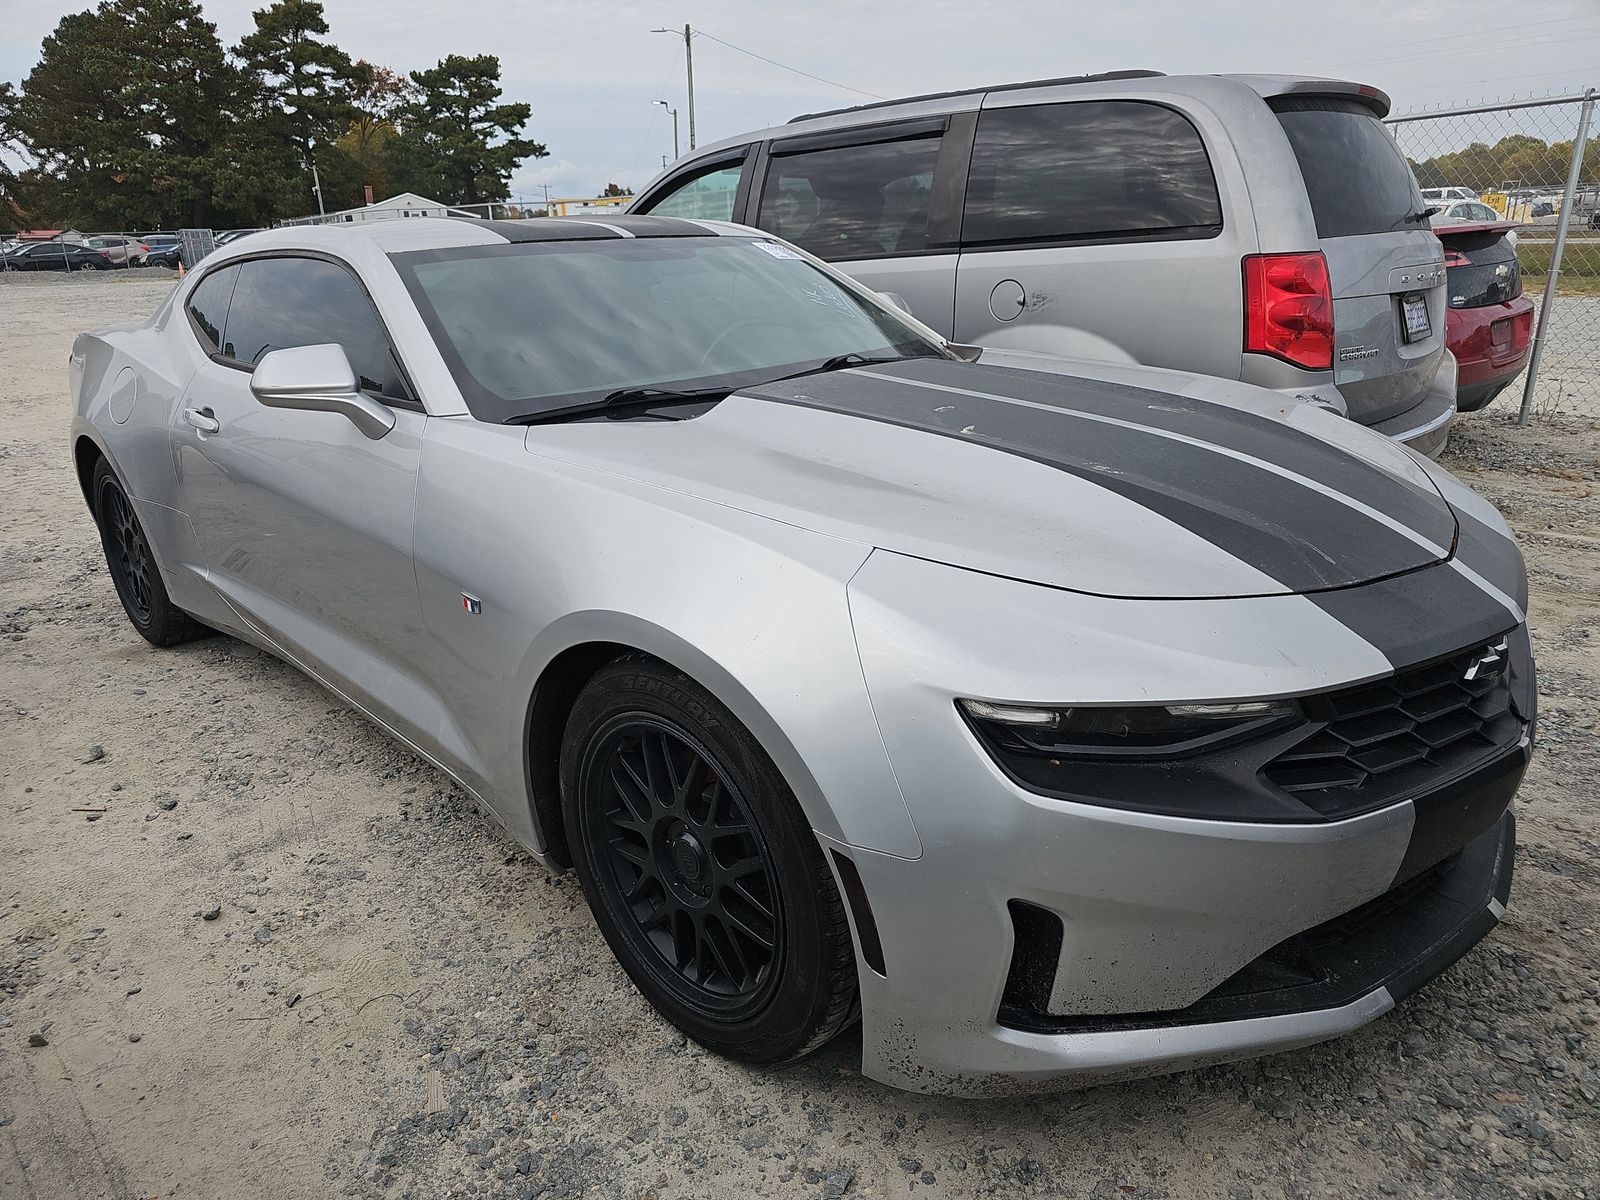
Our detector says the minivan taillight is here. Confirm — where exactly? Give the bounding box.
[1243,252,1334,371]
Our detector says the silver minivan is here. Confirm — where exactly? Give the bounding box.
[632,71,1456,455]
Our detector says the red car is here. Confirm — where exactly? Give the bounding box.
[1435,221,1533,412]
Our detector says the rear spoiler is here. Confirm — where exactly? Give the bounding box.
[1431,221,1521,239]
[1258,78,1390,117]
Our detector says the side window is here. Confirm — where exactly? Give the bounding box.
[963,101,1222,246]
[223,257,410,400]
[186,264,241,353]
[643,161,746,221]
[758,136,940,260]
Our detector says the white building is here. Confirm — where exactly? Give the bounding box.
[282,192,483,227]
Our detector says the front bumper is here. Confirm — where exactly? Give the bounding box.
[837,552,1531,1095]
[855,813,1511,1095]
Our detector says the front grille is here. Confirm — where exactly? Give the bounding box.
[1263,638,1520,818]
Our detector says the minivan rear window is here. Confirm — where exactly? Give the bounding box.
[962,100,1222,247]
[1271,97,1425,239]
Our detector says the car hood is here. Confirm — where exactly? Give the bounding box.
[524,358,1459,599]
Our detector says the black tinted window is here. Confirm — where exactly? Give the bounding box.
[223,257,408,398]
[963,101,1221,246]
[186,264,240,352]
[759,135,940,259]
[1272,97,1424,239]
[394,238,941,423]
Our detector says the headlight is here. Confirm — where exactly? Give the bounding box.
[958,698,1299,758]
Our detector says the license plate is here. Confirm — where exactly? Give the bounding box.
[1400,294,1431,343]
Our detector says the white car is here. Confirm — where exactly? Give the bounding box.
[1430,200,1517,247]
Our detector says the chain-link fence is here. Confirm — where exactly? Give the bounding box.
[0,229,195,275]
[1387,90,1598,423]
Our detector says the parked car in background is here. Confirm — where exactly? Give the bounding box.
[1573,187,1600,229]
[1435,220,1534,413]
[139,241,185,269]
[86,235,150,265]
[1431,200,1517,248]
[635,72,1457,456]
[132,234,180,265]
[71,217,1533,1095]
[3,241,114,271]
[1421,186,1479,205]
[215,228,264,246]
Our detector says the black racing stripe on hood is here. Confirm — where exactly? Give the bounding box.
[1306,562,1514,669]
[746,368,1447,594]
[875,358,1457,544]
[1453,510,1528,614]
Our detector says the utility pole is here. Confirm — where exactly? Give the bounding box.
[651,25,696,150]
[540,183,552,215]
[653,100,680,160]
[308,140,325,217]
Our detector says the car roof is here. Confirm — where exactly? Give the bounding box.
[221,214,742,259]
[653,72,1390,180]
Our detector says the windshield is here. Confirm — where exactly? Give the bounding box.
[391,236,945,423]
[1271,97,1425,239]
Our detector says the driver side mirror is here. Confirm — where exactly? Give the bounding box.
[249,343,395,441]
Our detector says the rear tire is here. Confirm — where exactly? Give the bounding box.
[92,459,207,647]
[560,657,858,1064]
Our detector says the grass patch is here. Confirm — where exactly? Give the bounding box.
[1523,273,1600,298]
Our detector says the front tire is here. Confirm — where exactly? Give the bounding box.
[92,459,206,647]
[561,657,857,1064]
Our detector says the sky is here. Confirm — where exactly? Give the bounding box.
[2,0,1598,204]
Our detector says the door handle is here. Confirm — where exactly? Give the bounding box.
[183,406,220,434]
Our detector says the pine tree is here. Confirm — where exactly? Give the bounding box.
[10,0,239,228]
[382,55,545,205]
[235,0,359,211]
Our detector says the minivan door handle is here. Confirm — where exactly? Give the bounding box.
[183,406,220,434]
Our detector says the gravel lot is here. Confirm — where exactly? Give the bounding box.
[3,274,1598,1200]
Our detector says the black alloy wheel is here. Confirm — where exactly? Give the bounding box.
[99,477,155,624]
[561,658,858,1064]
[588,718,782,1015]
[91,458,207,647]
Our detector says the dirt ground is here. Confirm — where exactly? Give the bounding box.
[2,274,1597,1200]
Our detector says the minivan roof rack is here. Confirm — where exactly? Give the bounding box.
[788,70,1166,124]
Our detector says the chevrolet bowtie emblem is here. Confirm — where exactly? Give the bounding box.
[1463,638,1508,682]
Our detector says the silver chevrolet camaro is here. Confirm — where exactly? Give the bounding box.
[70,215,1534,1096]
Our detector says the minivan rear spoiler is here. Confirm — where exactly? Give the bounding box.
[1251,77,1391,117]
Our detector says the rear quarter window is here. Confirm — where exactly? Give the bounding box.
[185,264,241,353]
[1271,96,1425,239]
[961,100,1222,247]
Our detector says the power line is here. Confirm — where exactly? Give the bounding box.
[1286,26,1600,77]
[1291,12,1600,66]
[692,30,884,100]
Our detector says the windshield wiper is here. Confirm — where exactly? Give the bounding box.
[511,385,734,425]
[768,352,909,385]
[1396,207,1440,227]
